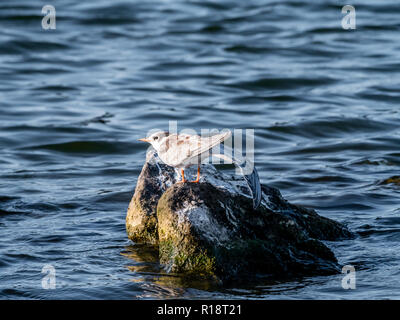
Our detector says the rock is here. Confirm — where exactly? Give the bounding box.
[126,151,176,244]
[380,176,400,186]
[126,150,354,282]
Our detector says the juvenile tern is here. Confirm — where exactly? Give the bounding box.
[138,130,261,208]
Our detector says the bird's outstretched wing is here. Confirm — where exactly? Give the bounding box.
[213,152,262,209]
[241,164,262,209]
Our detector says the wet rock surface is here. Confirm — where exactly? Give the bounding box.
[126,151,354,282]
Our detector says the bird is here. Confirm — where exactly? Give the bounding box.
[138,130,262,209]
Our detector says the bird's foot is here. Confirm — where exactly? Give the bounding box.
[177,169,186,183]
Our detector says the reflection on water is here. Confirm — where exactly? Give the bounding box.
[122,244,220,298]
[1,0,400,299]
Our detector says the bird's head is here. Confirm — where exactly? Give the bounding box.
[138,131,169,150]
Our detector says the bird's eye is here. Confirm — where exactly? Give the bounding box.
[153,136,158,140]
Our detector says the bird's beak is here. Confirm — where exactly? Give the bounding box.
[138,138,150,142]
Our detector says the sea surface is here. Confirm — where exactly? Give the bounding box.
[1,0,400,299]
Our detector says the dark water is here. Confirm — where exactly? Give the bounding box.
[1,0,400,299]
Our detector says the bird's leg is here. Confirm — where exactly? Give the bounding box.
[178,169,186,183]
[191,166,200,183]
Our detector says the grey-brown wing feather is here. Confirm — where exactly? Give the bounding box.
[158,132,231,167]
[187,131,231,159]
[242,165,262,209]
[213,151,261,209]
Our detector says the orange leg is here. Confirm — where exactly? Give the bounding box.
[178,169,186,183]
[191,166,200,183]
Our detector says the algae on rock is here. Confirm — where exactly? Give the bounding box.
[126,151,353,281]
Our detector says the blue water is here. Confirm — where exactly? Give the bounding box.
[1,0,400,299]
